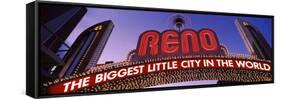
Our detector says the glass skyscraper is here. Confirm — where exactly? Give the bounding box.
[40,5,87,80]
[235,18,272,60]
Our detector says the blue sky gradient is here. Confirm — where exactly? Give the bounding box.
[64,7,273,64]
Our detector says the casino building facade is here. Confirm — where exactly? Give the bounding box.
[59,20,114,77]
[235,18,272,60]
[39,5,87,80]
[39,4,114,80]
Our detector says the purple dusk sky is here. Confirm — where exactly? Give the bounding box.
[62,6,272,87]
[64,7,272,64]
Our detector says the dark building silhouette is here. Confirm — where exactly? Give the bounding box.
[40,5,87,53]
[235,18,272,60]
[105,61,114,64]
[59,20,114,77]
[39,5,87,80]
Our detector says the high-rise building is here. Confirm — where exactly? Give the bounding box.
[40,5,87,53]
[58,20,114,77]
[39,5,87,80]
[235,18,272,60]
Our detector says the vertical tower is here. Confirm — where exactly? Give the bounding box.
[59,20,114,77]
[39,5,87,80]
[40,5,87,53]
[171,14,186,31]
[235,18,272,60]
